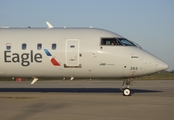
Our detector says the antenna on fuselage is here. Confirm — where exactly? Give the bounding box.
[46,21,54,29]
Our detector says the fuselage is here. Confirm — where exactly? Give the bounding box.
[0,28,168,78]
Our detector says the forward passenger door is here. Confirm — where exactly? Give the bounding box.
[65,39,79,66]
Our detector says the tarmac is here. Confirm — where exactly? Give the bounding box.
[0,80,174,120]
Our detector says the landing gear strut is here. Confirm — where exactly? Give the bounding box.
[121,78,133,96]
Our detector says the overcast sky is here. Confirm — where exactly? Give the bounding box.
[0,0,174,71]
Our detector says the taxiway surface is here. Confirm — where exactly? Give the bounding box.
[0,80,174,120]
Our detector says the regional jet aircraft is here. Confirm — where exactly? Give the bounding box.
[0,22,168,96]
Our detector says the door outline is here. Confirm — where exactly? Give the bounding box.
[65,39,79,66]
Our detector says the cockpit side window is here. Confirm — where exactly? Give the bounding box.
[101,38,122,46]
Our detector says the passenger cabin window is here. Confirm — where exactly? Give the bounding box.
[22,43,27,50]
[52,43,56,50]
[37,43,42,50]
[6,43,11,50]
[101,38,122,46]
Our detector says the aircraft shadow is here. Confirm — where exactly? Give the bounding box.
[0,88,162,94]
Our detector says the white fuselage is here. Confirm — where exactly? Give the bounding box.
[0,28,168,78]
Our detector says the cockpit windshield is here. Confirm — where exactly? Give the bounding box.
[118,38,135,46]
[101,38,142,48]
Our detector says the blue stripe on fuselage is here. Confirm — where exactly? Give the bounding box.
[44,49,52,56]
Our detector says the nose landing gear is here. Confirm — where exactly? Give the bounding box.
[123,88,131,96]
[121,78,133,96]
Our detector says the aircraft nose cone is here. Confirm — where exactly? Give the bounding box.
[156,58,168,72]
